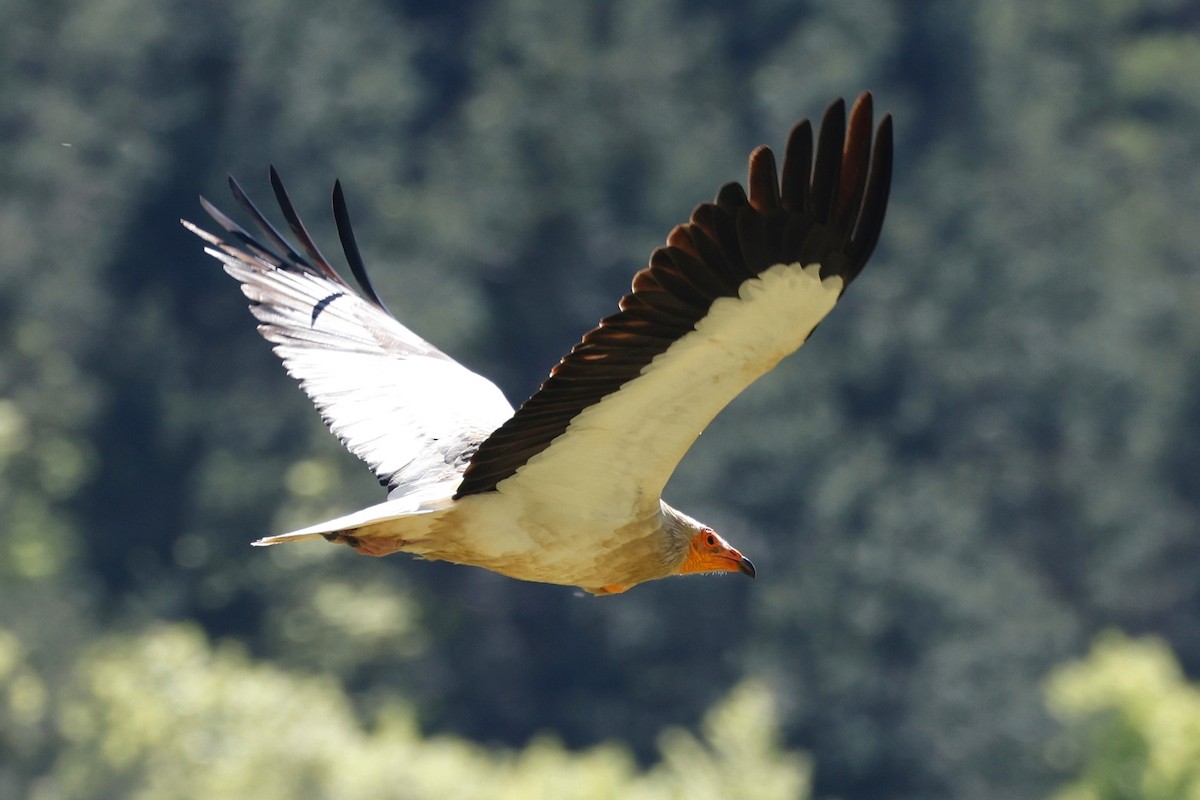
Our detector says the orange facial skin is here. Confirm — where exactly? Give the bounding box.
[679,527,756,578]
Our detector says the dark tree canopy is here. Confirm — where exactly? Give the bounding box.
[1,0,1198,797]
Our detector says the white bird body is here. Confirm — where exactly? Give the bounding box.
[252,259,845,592]
[258,490,683,592]
[185,94,893,594]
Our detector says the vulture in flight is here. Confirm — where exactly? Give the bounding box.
[184,93,893,595]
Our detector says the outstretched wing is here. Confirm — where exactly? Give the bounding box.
[457,94,892,515]
[184,169,513,496]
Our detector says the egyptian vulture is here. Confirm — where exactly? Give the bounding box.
[184,93,893,595]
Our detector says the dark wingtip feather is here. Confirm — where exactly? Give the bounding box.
[809,97,847,225]
[715,181,749,209]
[836,93,875,223]
[191,169,404,322]
[199,192,241,235]
[780,119,813,211]
[332,180,390,313]
[267,167,345,284]
[195,188,288,268]
[847,111,894,271]
[224,173,316,272]
[746,146,781,214]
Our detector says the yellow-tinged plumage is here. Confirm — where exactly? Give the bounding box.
[184,94,893,594]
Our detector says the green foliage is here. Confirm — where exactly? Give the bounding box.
[1,0,1198,798]
[23,625,808,800]
[1046,631,1200,800]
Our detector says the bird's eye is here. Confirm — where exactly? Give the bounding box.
[705,533,717,547]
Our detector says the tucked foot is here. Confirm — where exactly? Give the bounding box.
[322,531,407,557]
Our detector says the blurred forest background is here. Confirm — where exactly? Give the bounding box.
[1,0,1199,797]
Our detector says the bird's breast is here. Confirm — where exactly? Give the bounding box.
[413,492,677,590]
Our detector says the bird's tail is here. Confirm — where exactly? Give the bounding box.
[252,530,326,546]
[252,491,454,547]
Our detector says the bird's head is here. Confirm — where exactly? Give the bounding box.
[679,526,756,578]
[664,506,755,580]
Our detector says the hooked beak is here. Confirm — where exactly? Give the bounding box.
[680,530,758,580]
[716,547,756,579]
